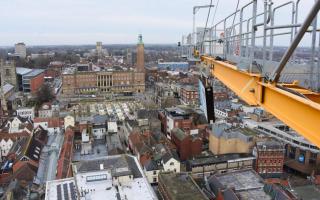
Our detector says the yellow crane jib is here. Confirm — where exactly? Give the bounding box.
[201,55,320,148]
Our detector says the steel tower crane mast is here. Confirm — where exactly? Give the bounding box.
[186,0,320,147]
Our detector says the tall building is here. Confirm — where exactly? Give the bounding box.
[96,41,102,56]
[14,42,27,59]
[126,48,133,66]
[136,34,145,72]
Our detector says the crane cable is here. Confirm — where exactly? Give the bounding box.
[201,0,213,53]
[230,0,240,41]
[211,0,220,26]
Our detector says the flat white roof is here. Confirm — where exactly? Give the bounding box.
[45,155,157,200]
[45,178,76,200]
[75,170,156,200]
[74,155,157,200]
[16,67,32,75]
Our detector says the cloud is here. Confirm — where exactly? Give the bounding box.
[0,0,315,45]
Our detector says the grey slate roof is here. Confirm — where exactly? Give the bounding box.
[74,154,142,178]
[162,150,180,163]
[92,114,108,125]
[144,160,162,171]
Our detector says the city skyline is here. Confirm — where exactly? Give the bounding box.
[0,0,313,46]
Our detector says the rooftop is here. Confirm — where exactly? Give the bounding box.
[211,123,255,141]
[181,84,197,91]
[2,83,14,94]
[45,178,77,200]
[71,154,157,200]
[16,67,32,75]
[158,172,207,200]
[212,169,271,200]
[256,140,284,150]
[24,69,45,77]
[186,153,254,167]
[73,154,142,178]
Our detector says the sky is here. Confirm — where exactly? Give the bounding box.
[0,0,315,46]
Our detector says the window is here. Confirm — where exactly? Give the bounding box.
[5,69,10,76]
[153,171,157,175]
[170,162,174,166]
[153,178,157,183]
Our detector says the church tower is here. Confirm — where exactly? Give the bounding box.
[0,60,17,87]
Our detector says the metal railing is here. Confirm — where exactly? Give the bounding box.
[181,0,320,90]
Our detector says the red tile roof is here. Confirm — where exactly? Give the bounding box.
[33,117,60,128]
[56,128,74,179]
[0,131,30,141]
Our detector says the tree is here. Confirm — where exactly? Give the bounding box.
[35,84,55,105]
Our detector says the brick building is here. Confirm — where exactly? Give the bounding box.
[16,67,45,94]
[256,122,320,176]
[254,140,285,177]
[171,128,202,161]
[62,66,145,95]
[180,84,199,105]
[158,106,208,139]
[136,34,145,72]
[62,36,145,96]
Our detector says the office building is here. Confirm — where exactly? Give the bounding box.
[96,41,102,54]
[14,43,27,59]
[16,67,45,94]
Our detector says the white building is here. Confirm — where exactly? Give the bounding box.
[162,152,180,173]
[107,121,118,133]
[14,42,27,58]
[81,129,92,155]
[38,103,53,118]
[143,150,180,184]
[33,118,61,135]
[1,116,33,134]
[16,107,35,120]
[45,154,157,200]
[0,138,14,161]
[64,115,75,129]
[92,115,107,140]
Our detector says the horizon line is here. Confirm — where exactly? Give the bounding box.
[0,43,178,48]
